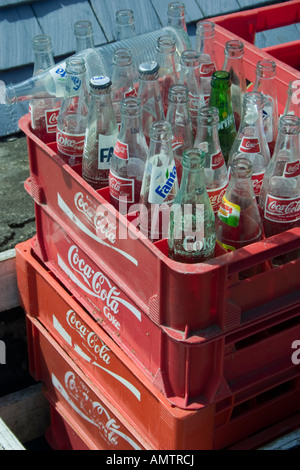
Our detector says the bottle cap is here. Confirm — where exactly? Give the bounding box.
[90,76,112,90]
[138,61,160,77]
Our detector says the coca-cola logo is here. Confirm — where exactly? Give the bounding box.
[114,140,128,160]
[252,172,264,196]
[239,137,261,154]
[284,160,300,178]
[207,183,228,213]
[74,192,117,244]
[200,62,215,77]
[109,171,134,203]
[66,309,111,364]
[211,151,225,171]
[265,195,300,223]
[57,130,85,155]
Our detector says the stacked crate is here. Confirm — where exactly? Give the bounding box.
[15,3,300,450]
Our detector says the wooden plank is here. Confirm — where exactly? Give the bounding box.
[199,0,241,18]
[0,5,42,70]
[0,249,19,313]
[0,383,50,445]
[31,0,107,58]
[91,0,162,43]
[263,24,300,46]
[150,0,204,26]
[0,0,39,7]
[0,417,25,450]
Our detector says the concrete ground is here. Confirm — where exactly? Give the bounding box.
[0,132,36,253]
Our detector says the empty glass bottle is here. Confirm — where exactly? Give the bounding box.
[156,35,179,116]
[196,20,218,104]
[253,59,278,156]
[116,9,136,41]
[82,76,118,190]
[259,114,300,238]
[109,97,148,214]
[29,34,60,143]
[179,49,205,139]
[139,120,178,241]
[228,91,270,199]
[56,56,90,166]
[168,148,216,263]
[216,157,263,252]
[166,84,194,184]
[73,20,94,52]
[209,70,237,163]
[222,39,247,130]
[194,105,228,214]
[110,48,137,129]
[284,79,300,118]
[137,61,165,146]
[167,1,187,33]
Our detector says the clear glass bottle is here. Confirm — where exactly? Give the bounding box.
[168,148,216,263]
[179,49,205,139]
[259,114,300,239]
[139,120,178,241]
[222,39,247,130]
[253,59,278,156]
[29,34,60,143]
[156,35,179,116]
[137,61,165,146]
[167,1,187,33]
[110,48,137,129]
[82,76,118,190]
[116,9,136,41]
[56,57,90,166]
[209,70,237,163]
[194,105,229,214]
[216,157,263,252]
[73,20,94,52]
[284,79,300,118]
[228,91,270,199]
[109,96,148,214]
[166,84,194,185]
[196,20,218,104]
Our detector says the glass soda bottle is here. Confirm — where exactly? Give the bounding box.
[29,34,60,143]
[110,48,137,130]
[73,20,94,52]
[156,35,179,116]
[166,84,194,185]
[56,56,90,166]
[167,1,188,33]
[139,120,178,241]
[215,157,263,252]
[109,96,148,214]
[196,20,218,104]
[228,91,270,199]
[284,80,300,118]
[194,105,229,215]
[209,70,237,163]
[259,114,300,239]
[168,148,216,263]
[82,76,118,190]
[116,9,136,41]
[253,59,278,156]
[179,49,205,139]
[222,39,247,130]
[137,61,165,146]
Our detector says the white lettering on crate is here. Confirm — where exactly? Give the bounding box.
[52,313,141,400]
[52,372,142,449]
[56,246,142,327]
[57,192,138,266]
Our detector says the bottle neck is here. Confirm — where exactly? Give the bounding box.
[273,115,300,159]
[195,118,221,152]
[65,71,88,98]
[33,50,55,75]
[75,36,94,52]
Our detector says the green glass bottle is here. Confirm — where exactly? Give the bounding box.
[168,148,216,263]
[209,70,237,163]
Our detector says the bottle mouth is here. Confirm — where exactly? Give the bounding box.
[196,20,215,37]
[168,84,189,102]
[73,20,93,37]
[180,49,201,67]
[149,120,172,141]
[32,34,53,52]
[116,9,135,25]
[211,70,231,88]
[167,1,186,19]
[279,114,300,134]
[182,148,205,170]
[255,59,276,78]
[121,96,141,116]
[156,35,176,53]
[231,156,253,178]
[113,47,133,66]
[198,105,219,125]
[66,56,86,74]
[225,39,244,58]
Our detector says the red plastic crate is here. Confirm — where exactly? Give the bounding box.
[18,21,300,409]
[211,0,300,72]
[16,238,300,450]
